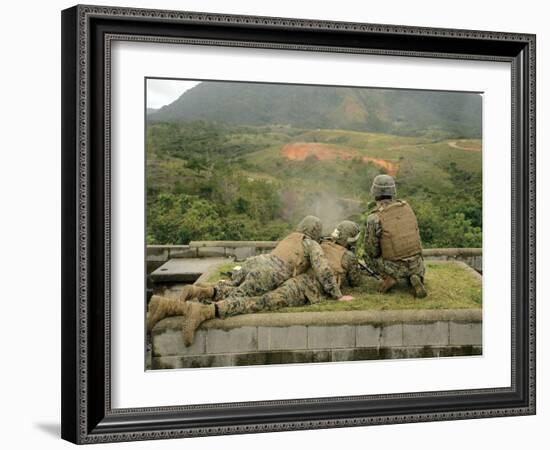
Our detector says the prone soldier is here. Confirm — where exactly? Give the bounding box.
[362,174,427,298]
[212,220,362,319]
[150,220,363,346]
[147,215,342,334]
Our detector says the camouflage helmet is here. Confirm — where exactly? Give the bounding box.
[370,174,396,198]
[331,220,361,248]
[296,215,323,241]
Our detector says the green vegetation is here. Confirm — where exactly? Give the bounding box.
[206,262,243,283]
[205,261,482,311]
[146,121,482,248]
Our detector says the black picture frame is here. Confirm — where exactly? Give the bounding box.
[61,4,536,444]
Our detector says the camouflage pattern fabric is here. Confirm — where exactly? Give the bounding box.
[216,243,360,318]
[213,253,293,301]
[363,199,425,280]
[216,273,319,318]
[364,211,384,260]
[212,237,341,303]
[364,252,425,280]
[303,238,343,299]
[354,201,377,260]
[341,251,363,287]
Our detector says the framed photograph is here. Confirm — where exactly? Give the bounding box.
[61,4,536,444]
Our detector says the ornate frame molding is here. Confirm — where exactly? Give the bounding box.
[61,5,536,444]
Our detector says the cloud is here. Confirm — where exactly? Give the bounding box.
[146,79,200,109]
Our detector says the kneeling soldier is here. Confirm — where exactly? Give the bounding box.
[363,174,427,298]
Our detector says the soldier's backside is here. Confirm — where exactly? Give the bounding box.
[362,174,427,297]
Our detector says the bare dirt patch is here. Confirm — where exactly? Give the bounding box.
[281,142,399,176]
[447,140,481,152]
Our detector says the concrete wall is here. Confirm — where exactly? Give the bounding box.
[147,243,482,272]
[422,248,482,273]
[151,309,482,369]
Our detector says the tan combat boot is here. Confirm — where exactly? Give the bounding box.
[378,275,397,294]
[180,302,216,346]
[178,284,215,302]
[410,275,427,298]
[147,295,187,333]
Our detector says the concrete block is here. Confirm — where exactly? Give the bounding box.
[153,354,235,369]
[331,348,380,362]
[152,328,206,356]
[197,247,226,257]
[151,356,184,370]
[150,257,230,283]
[450,322,482,346]
[183,354,235,368]
[258,326,307,351]
[380,346,437,360]
[206,327,258,353]
[380,324,403,347]
[169,247,197,259]
[403,322,449,346]
[310,350,332,363]
[234,247,256,261]
[147,247,169,260]
[146,261,164,275]
[439,345,482,357]
[355,325,381,348]
[234,350,331,366]
[470,256,482,273]
[307,325,355,349]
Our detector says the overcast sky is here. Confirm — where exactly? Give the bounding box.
[146,79,200,109]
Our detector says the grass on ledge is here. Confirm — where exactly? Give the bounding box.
[206,261,482,312]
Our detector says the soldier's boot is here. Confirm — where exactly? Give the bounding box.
[147,295,187,333]
[178,284,215,302]
[146,295,163,332]
[410,275,427,298]
[378,275,397,294]
[180,302,216,346]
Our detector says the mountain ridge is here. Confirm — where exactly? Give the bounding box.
[148,81,482,138]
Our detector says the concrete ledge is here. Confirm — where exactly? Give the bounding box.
[424,249,482,273]
[154,309,481,332]
[422,248,481,257]
[190,240,278,249]
[150,243,482,255]
[152,345,482,369]
[147,244,482,271]
[150,257,231,283]
[151,309,482,368]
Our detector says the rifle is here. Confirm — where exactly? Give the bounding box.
[357,259,381,280]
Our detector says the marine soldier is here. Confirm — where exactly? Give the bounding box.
[362,174,427,298]
[147,215,342,333]
[148,221,363,346]
[212,220,363,319]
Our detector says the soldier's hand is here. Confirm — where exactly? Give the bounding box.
[338,295,354,302]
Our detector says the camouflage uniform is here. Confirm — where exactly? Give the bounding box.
[214,238,342,303]
[363,199,425,280]
[205,215,342,304]
[216,237,361,318]
[212,253,293,301]
[147,240,351,347]
[156,220,363,348]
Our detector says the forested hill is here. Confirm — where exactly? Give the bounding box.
[148,82,482,138]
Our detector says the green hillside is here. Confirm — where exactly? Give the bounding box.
[149,82,482,138]
[146,121,482,248]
